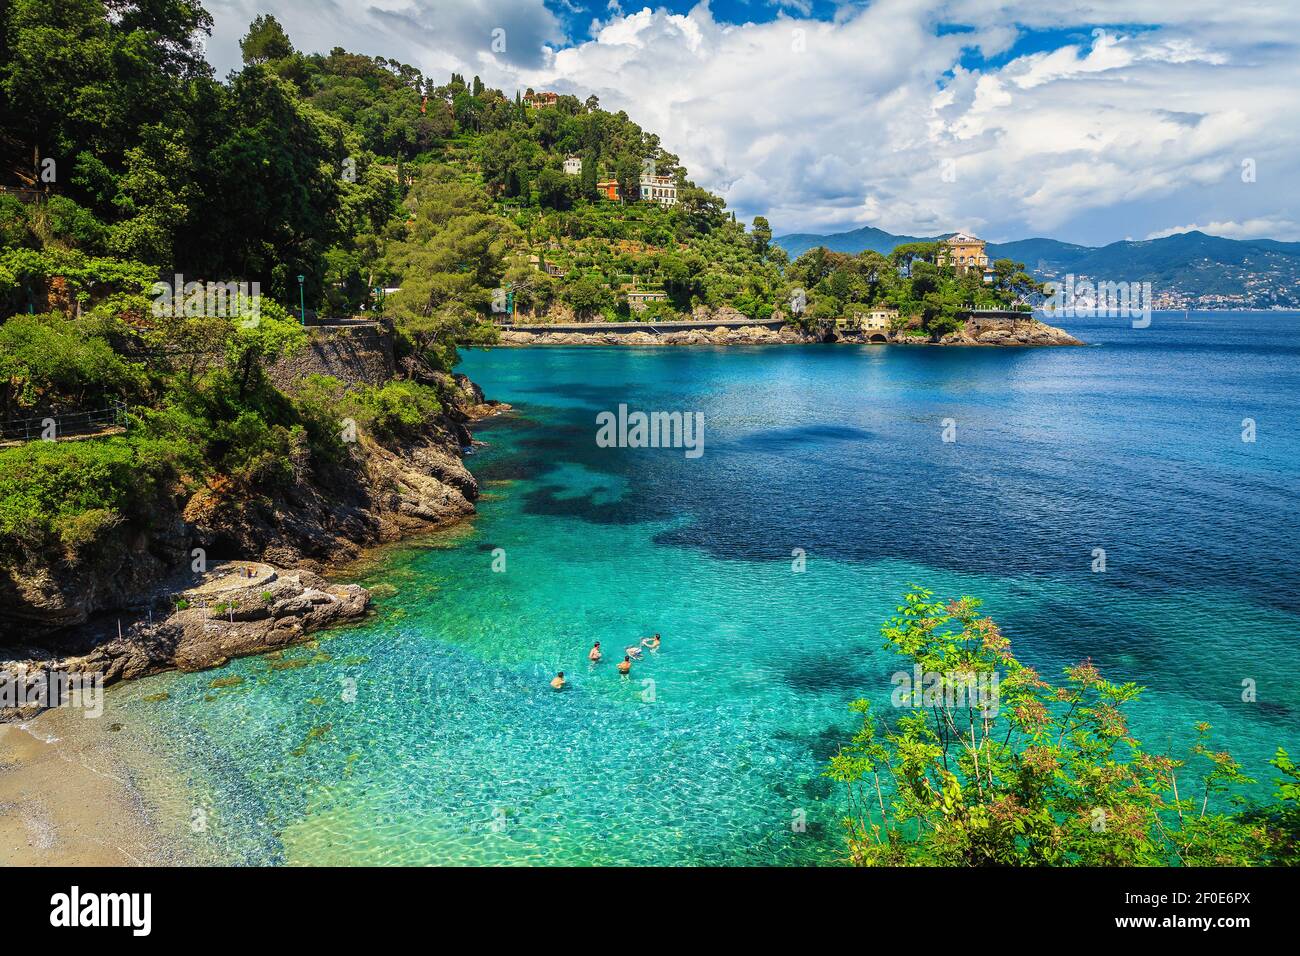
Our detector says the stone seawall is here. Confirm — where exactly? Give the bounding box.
[498,318,788,335]
[499,323,818,347]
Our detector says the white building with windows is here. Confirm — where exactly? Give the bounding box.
[639,174,677,206]
[563,156,582,176]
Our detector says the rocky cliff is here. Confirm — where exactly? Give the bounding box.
[268,321,397,386]
[0,368,504,715]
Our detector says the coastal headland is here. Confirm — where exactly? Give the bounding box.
[494,315,1083,348]
[0,323,509,716]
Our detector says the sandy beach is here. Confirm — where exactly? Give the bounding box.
[0,709,199,866]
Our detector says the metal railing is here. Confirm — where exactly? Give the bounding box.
[0,401,128,442]
[0,185,48,204]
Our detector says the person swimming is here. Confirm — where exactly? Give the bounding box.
[640,633,661,651]
[617,656,632,675]
[625,644,643,660]
[589,642,602,662]
[550,671,566,690]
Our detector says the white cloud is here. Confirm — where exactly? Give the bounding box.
[1146,219,1300,242]
[202,0,565,77]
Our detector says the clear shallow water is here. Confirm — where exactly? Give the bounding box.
[103,312,1300,865]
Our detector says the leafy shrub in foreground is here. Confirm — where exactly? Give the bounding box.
[827,587,1295,866]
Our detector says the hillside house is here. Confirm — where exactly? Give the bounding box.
[626,290,668,312]
[836,306,899,334]
[528,254,567,278]
[563,156,582,176]
[524,91,559,109]
[861,306,899,330]
[937,232,989,276]
[639,174,677,206]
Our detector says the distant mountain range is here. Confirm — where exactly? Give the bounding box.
[772,227,1300,309]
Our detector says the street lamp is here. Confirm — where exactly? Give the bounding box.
[297,274,306,325]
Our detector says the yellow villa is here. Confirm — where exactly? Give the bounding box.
[937,232,989,275]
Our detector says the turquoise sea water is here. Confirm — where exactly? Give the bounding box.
[104,312,1300,865]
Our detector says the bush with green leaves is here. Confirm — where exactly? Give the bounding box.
[291,374,443,448]
[349,379,443,442]
[0,436,177,559]
[0,312,146,416]
[827,587,1295,866]
[631,299,680,323]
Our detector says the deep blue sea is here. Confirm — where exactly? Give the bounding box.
[101,312,1300,864]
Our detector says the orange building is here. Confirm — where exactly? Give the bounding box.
[523,91,559,109]
[596,178,624,201]
[937,232,989,275]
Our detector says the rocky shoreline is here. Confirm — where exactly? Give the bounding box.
[0,563,369,722]
[0,372,509,720]
[497,318,1084,348]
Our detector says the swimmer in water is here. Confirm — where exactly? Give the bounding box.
[617,656,632,675]
[626,644,643,661]
[589,642,602,662]
[640,633,661,652]
[550,672,566,691]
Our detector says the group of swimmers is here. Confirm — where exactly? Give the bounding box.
[550,634,661,690]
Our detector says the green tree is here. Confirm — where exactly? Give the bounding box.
[222,299,306,399]
[107,124,194,266]
[889,241,937,276]
[181,67,344,299]
[561,275,613,318]
[0,312,145,417]
[0,0,211,184]
[240,14,294,65]
[536,167,571,210]
[383,168,516,370]
[750,216,772,257]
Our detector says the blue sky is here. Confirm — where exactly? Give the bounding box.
[201,1,1300,245]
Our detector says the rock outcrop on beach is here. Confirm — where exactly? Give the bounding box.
[0,563,369,720]
[834,318,1084,347]
[949,320,1083,346]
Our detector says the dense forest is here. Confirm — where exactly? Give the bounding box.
[0,3,475,570]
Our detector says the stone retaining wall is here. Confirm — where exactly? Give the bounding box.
[270,322,396,387]
[498,318,788,335]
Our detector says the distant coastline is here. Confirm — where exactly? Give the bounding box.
[771,228,1300,313]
